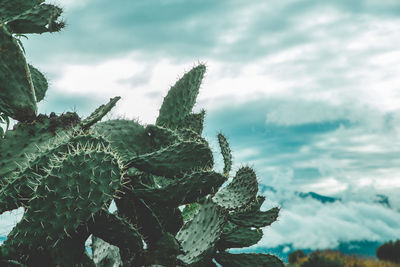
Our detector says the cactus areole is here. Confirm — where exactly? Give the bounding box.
[0,2,283,266]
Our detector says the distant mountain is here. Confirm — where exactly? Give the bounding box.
[298,191,339,203]
[258,184,391,207]
[375,194,390,208]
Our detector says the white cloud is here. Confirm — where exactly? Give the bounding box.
[259,195,400,249]
[48,0,93,9]
[0,209,23,241]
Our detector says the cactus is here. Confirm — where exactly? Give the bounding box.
[0,3,283,266]
[0,1,64,122]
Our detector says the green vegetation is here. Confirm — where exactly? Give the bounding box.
[0,1,282,266]
[287,249,399,267]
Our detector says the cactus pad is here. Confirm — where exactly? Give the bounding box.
[80,96,121,129]
[217,133,232,176]
[176,199,226,265]
[1,146,123,257]
[0,25,37,121]
[28,64,47,103]
[0,113,79,179]
[145,124,181,150]
[133,170,226,206]
[180,110,206,135]
[218,222,263,249]
[6,3,64,34]
[212,166,258,210]
[94,119,152,159]
[0,0,44,23]
[127,140,213,178]
[92,236,122,267]
[156,64,206,129]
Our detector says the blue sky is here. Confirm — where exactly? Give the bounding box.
[2,0,400,252]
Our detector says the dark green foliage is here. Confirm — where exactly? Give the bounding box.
[288,249,307,264]
[0,25,37,121]
[133,170,226,206]
[0,131,108,214]
[94,119,152,159]
[0,0,43,22]
[180,110,206,135]
[0,113,79,180]
[376,239,400,263]
[126,140,214,178]
[6,4,64,34]
[0,3,282,264]
[88,210,143,255]
[0,1,64,121]
[1,147,123,262]
[0,62,283,265]
[301,252,344,267]
[145,124,181,150]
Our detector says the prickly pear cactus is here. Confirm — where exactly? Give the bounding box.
[0,2,283,266]
[0,0,64,122]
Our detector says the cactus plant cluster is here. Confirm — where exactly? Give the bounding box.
[0,1,283,266]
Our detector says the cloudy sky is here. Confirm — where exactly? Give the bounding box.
[2,0,400,252]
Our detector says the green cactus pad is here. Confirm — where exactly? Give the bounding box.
[93,119,152,159]
[144,232,182,266]
[0,0,43,22]
[176,199,227,265]
[218,222,263,249]
[48,225,94,266]
[215,252,284,267]
[145,124,181,150]
[217,133,232,176]
[6,4,64,34]
[92,236,122,267]
[0,113,80,180]
[133,170,226,206]
[0,131,109,213]
[156,64,206,129]
[134,171,226,207]
[212,166,258,210]
[0,25,37,121]
[180,110,206,135]
[151,204,183,236]
[130,196,164,245]
[80,96,121,129]
[126,140,213,178]
[2,146,123,254]
[182,203,201,224]
[230,206,280,228]
[88,210,143,253]
[28,64,47,103]
[176,127,207,144]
